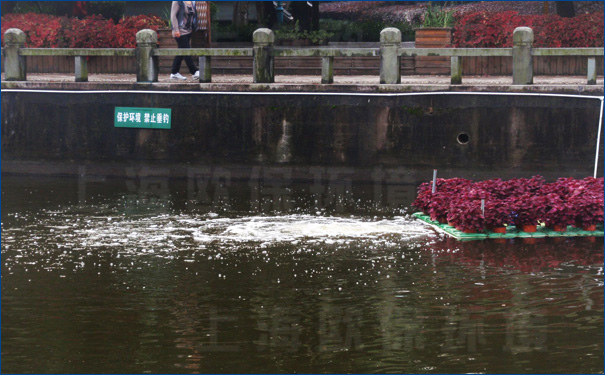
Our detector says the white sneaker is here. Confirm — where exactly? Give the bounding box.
[192,70,200,79]
[170,72,187,80]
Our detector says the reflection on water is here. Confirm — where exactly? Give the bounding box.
[2,175,603,373]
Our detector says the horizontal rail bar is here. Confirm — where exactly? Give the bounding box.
[153,48,253,57]
[533,48,604,56]
[13,47,603,59]
[400,48,513,57]
[20,48,135,57]
[273,47,379,57]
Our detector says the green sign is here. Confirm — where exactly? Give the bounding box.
[114,107,171,129]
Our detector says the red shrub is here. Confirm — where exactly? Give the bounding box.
[63,15,117,48]
[1,13,67,47]
[453,11,604,48]
[1,13,167,48]
[118,14,167,31]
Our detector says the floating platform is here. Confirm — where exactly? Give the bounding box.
[413,212,604,240]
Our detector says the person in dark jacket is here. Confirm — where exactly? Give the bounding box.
[170,1,199,80]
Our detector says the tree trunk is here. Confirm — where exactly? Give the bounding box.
[232,1,249,27]
[555,1,575,17]
[291,1,312,32]
[255,1,276,28]
[311,1,320,31]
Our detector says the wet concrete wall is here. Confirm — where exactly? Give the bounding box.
[2,91,603,177]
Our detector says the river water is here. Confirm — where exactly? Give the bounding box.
[2,173,603,373]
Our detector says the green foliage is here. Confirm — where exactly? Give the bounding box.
[319,19,414,42]
[1,1,72,16]
[274,20,333,44]
[209,2,218,21]
[212,22,257,42]
[87,1,126,23]
[161,5,172,27]
[422,5,454,28]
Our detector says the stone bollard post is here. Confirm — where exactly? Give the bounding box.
[199,56,212,83]
[321,56,334,84]
[4,28,27,81]
[75,56,88,82]
[253,28,275,83]
[136,29,159,83]
[380,28,401,84]
[450,56,462,85]
[512,27,533,85]
[587,57,596,85]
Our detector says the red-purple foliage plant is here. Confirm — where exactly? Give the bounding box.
[483,199,513,229]
[453,11,604,48]
[447,196,485,232]
[413,175,603,231]
[1,13,167,48]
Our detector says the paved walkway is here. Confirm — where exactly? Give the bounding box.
[2,73,603,94]
[4,73,602,85]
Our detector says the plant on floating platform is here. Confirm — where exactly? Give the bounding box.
[508,193,546,228]
[427,193,451,223]
[412,187,433,215]
[483,199,513,230]
[446,198,485,233]
[471,178,504,199]
[581,176,605,195]
[539,177,604,230]
[568,193,604,229]
[540,193,575,230]
[539,177,577,199]
[440,177,473,192]
[413,176,604,232]
[412,177,472,215]
[499,175,545,199]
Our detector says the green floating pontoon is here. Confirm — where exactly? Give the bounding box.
[413,212,604,241]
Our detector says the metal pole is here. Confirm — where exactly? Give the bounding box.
[276,1,284,24]
[594,98,604,178]
[432,169,437,194]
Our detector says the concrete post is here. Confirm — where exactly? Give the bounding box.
[380,28,401,84]
[587,57,596,85]
[199,56,211,83]
[3,28,27,81]
[512,27,533,85]
[136,29,158,83]
[253,28,275,83]
[321,56,334,84]
[75,56,88,82]
[450,56,462,85]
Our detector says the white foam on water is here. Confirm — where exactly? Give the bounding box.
[188,215,432,244]
[2,209,436,272]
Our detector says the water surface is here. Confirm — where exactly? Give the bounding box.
[2,175,603,373]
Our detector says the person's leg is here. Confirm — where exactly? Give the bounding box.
[180,33,198,74]
[171,55,184,74]
[171,34,192,74]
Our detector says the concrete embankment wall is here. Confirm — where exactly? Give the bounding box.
[2,90,603,177]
